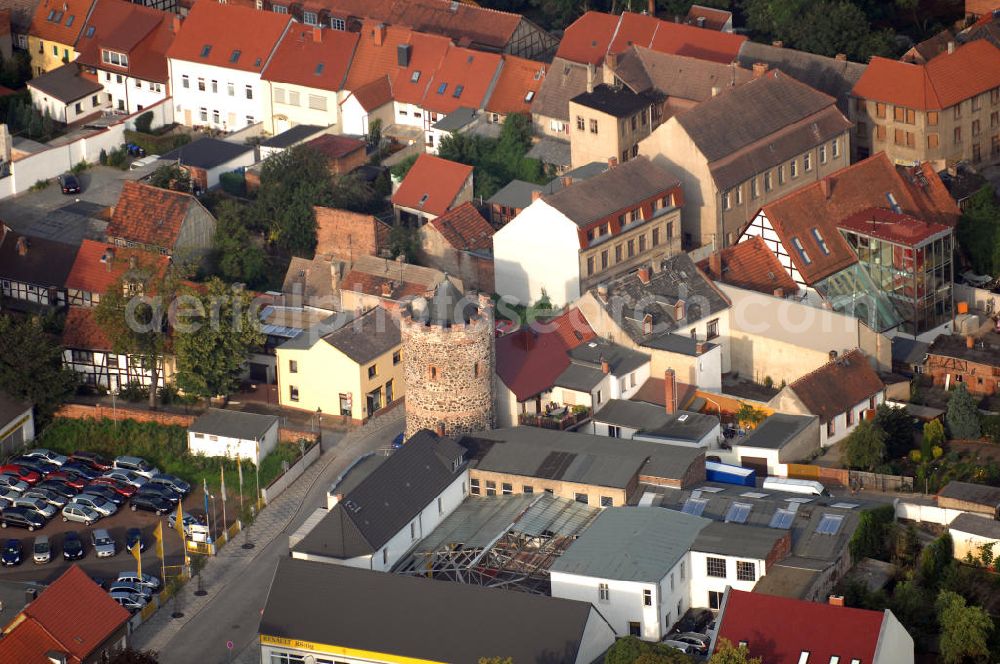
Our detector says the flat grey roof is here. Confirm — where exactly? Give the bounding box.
[550,506,708,582]
[938,481,1000,507]
[432,106,477,132]
[950,512,1000,539]
[595,400,718,442]
[261,557,600,663]
[740,413,817,450]
[526,136,571,166]
[692,520,784,559]
[161,137,253,170]
[188,408,279,441]
[28,63,103,103]
[260,124,324,149]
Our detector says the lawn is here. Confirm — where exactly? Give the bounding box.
[33,417,311,500]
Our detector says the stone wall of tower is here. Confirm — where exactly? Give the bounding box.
[402,297,495,438]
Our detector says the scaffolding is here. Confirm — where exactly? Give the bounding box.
[396,494,600,594]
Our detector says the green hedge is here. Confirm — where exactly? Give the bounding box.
[124,129,191,157]
[219,171,246,197]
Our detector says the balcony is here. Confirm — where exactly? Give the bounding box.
[518,405,591,430]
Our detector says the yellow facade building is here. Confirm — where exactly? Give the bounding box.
[28,0,94,75]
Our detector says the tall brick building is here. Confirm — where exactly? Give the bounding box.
[401,280,495,438]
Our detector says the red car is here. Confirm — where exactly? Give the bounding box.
[69,451,113,472]
[44,471,86,490]
[87,477,137,497]
[0,465,41,486]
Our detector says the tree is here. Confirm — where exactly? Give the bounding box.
[149,163,192,192]
[937,590,993,664]
[957,186,1000,276]
[134,111,154,134]
[0,315,77,426]
[849,504,895,561]
[918,532,955,589]
[107,648,160,664]
[213,200,268,288]
[605,636,690,664]
[923,419,945,456]
[390,153,418,181]
[172,279,264,399]
[388,223,421,263]
[708,640,762,664]
[254,144,335,256]
[843,419,887,471]
[946,383,981,440]
[892,523,921,568]
[736,403,767,430]
[873,403,914,458]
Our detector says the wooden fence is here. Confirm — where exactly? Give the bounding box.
[785,463,913,492]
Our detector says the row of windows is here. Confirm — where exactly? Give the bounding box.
[585,224,672,277]
[197,108,255,126]
[469,479,615,506]
[182,76,253,100]
[722,139,839,210]
[273,87,328,111]
[871,113,1000,148]
[103,71,163,93]
[265,2,347,30]
[37,41,70,61]
[706,556,757,582]
[825,396,879,437]
[868,89,1000,122]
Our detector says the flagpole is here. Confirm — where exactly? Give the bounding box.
[220,464,228,545]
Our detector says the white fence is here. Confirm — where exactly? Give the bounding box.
[260,442,321,503]
[895,500,966,525]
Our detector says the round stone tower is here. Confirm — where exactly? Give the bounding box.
[401,279,495,439]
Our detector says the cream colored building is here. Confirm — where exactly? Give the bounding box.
[567,83,660,169]
[276,307,403,421]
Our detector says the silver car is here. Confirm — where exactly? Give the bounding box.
[23,449,67,466]
[109,590,146,611]
[0,475,29,493]
[72,493,118,517]
[112,456,160,479]
[62,503,100,525]
[32,535,51,564]
[108,580,152,600]
[91,528,116,558]
[102,470,149,488]
[23,488,68,509]
[117,571,161,591]
[13,496,57,519]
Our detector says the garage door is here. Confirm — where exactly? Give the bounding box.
[740,456,769,477]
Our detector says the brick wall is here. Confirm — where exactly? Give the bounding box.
[315,206,383,260]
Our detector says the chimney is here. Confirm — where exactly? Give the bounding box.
[674,299,685,320]
[752,62,768,79]
[172,15,181,34]
[638,267,651,284]
[436,423,446,437]
[711,86,721,97]
[967,335,975,349]
[25,587,37,605]
[606,51,619,71]
[530,190,542,202]
[947,41,956,54]
[664,369,677,414]
[586,63,595,93]
[373,22,386,47]
[330,493,344,507]
[695,341,706,354]
[608,156,618,168]
[771,40,783,48]
[829,350,838,362]
[312,27,322,43]
[561,175,573,188]
[647,0,655,16]
[820,177,832,199]
[773,287,784,298]
[828,595,845,607]
[381,281,393,297]
[708,251,722,278]
[597,284,609,302]
[835,53,847,61]
[600,356,610,374]
[696,16,706,28]
[15,235,28,256]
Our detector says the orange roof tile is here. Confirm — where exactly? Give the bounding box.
[420,45,501,115]
[391,31,450,106]
[29,0,93,46]
[698,236,799,295]
[852,39,1000,110]
[306,133,366,160]
[22,565,130,661]
[343,22,412,91]
[65,239,169,296]
[786,349,884,424]
[340,269,428,302]
[62,306,114,350]
[74,0,173,84]
[555,10,745,66]
[486,55,546,115]
[107,181,204,251]
[392,153,472,217]
[428,201,494,251]
[685,5,732,31]
[262,24,358,91]
[166,1,290,73]
[349,74,393,111]
[0,617,76,664]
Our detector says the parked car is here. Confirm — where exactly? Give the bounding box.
[0,507,45,531]
[108,580,152,601]
[69,451,113,471]
[62,531,84,560]
[670,634,709,653]
[13,496,57,519]
[136,484,179,506]
[0,475,29,493]
[1,539,22,566]
[113,456,160,479]
[59,462,100,481]
[42,471,86,491]
[58,173,82,194]
[87,477,137,497]
[11,457,59,476]
[109,590,146,612]
[663,641,698,655]
[32,535,51,564]
[35,480,78,499]
[167,512,204,536]
[149,474,191,496]
[71,493,118,517]
[0,489,21,506]
[22,449,67,467]
[81,484,124,506]
[62,503,100,525]
[91,528,116,558]
[0,465,41,485]
[102,470,149,488]
[117,571,160,591]
[673,608,714,635]
[125,527,144,553]
[22,488,68,509]
[129,494,171,515]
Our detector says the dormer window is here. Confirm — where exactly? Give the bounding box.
[525,91,535,102]
[411,71,421,83]
[101,50,129,68]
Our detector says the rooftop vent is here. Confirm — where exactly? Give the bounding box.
[397,43,411,68]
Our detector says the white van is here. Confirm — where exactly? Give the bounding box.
[762,477,831,497]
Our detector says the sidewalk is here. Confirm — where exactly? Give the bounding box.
[130,408,403,660]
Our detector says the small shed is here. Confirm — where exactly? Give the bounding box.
[160,138,255,191]
[949,512,1000,562]
[187,408,280,465]
[937,481,1000,519]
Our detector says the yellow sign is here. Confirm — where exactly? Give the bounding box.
[259,635,444,664]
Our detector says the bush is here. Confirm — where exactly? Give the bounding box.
[118,381,150,402]
[218,171,246,197]
[99,148,108,165]
[30,179,49,190]
[106,146,128,170]
[70,159,89,174]
[134,110,154,134]
[124,129,191,157]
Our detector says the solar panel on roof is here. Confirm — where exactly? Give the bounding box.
[769,508,795,529]
[817,514,844,535]
[681,497,708,516]
[829,502,859,509]
[725,502,752,524]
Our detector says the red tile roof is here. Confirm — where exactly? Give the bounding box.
[630,375,697,410]
[838,207,952,246]
[62,306,114,350]
[421,44,501,115]
[348,74,393,111]
[107,181,202,250]
[785,349,884,423]
[0,616,74,664]
[716,590,886,664]
[262,24,358,91]
[29,0,93,46]
[166,1,290,73]
[852,39,1000,110]
[758,153,960,284]
[698,236,799,295]
[307,133,366,160]
[74,0,174,83]
[392,153,472,217]
[496,308,596,401]
[341,269,428,302]
[555,10,745,66]
[343,22,412,91]
[685,5,732,31]
[65,239,169,296]
[428,201,494,251]
[19,565,130,662]
[485,55,546,116]
[391,31,451,106]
